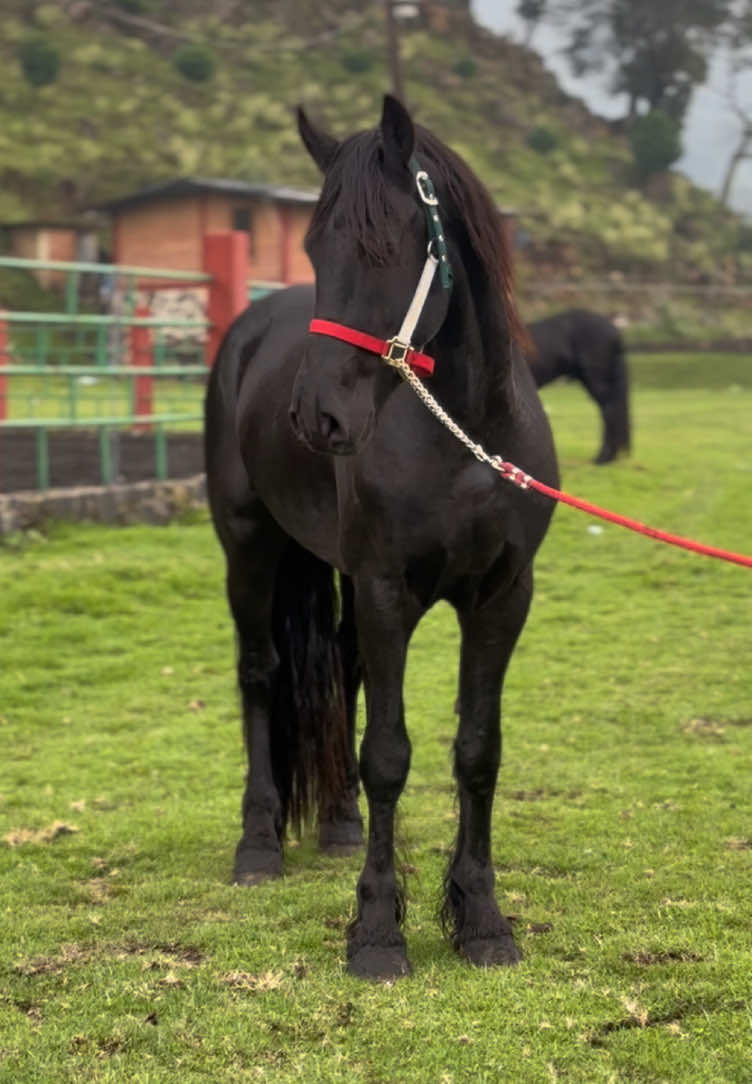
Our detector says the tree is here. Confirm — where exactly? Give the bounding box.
[549,0,729,125]
[629,110,682,180]
[516,0,547,46]
[717,0,751,206]
[719,108,751,206]
[720,0,752,57]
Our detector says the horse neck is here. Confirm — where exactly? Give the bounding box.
[431,261,515,432]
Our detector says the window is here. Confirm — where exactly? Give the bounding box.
[232,207,251,232]
[231,206,254,258]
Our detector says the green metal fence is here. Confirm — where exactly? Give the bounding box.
[0,256,211,491]
[0,255,294,493]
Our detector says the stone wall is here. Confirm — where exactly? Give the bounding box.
[0,475,207,534]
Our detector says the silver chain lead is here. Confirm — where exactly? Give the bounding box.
[383,353,531,489]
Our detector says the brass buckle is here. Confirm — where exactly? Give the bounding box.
[382,337,411,367]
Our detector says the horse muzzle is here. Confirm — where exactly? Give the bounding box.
[288,396,373,456]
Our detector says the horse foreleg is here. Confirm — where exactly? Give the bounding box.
[346,576,419,980]
[445,568,533,966]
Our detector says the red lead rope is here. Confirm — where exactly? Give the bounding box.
[307,317,750,568]
[494,459,752,568]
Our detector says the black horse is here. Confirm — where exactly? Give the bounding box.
[527,308,631,464]
[204,95,558,980]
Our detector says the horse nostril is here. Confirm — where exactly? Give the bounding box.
[288,406,300,433]
[318,411,354,453]
[319,411,342,440]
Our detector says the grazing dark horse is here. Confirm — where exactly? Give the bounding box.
[204,95,558,980]
[527,308,631,464]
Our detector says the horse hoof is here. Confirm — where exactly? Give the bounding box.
[234,868,278,886]
[346,945,412,982]
[459,936,522,968]
[233,844,282,886]
[318,817,364,855]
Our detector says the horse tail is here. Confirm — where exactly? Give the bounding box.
[269,541,348,837]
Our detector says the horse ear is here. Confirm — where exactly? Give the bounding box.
[297,106,339,173]
[380,94,414,171]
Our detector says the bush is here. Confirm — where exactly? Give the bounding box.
[172,44,216,83]
[340,49,374,74]
[453,57,477,79]
[18,37,60,87]
[0,268,61,312]
[526,125,557,154]
[630,110,682,181]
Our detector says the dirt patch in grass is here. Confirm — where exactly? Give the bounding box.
[4,820,79,847]
[222,969,286,993]
[587,997,748,1047]
[83,877,117,904]
[221,957,312,993]
[70,1032,127,1058]
[724,836,752,850]
[14,940,205,978]
[115,941,205,967]
[13,999,43,1023]
[623,948,704,965]
[681,716,752,741]
[14,943,94,976]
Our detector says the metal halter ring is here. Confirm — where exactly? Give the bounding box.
[414,170,439,206]
[381,337,412,367]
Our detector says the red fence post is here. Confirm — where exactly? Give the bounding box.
[0,311,8,422]
[202,231,249,367]
[131,304,153,432]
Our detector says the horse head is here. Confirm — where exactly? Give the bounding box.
[289,95,453,455]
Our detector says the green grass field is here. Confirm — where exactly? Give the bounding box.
[0,355,750,1082]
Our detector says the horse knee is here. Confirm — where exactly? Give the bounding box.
[359,733,411,803]
[454,732,500,794]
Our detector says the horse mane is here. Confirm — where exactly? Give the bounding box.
[306,122,528,355]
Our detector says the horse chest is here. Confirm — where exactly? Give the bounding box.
[338,453,518,582]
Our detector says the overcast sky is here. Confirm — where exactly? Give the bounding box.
[472,0,751,218]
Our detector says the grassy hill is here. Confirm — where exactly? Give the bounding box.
[0,0,749,287]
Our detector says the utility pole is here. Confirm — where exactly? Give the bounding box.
[384,1,405,102]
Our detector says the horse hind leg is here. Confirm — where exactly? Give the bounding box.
[582,340,631,464]
[444,569,534,967]
[227,522,357,880]
[225,518,288,885]
[318,573,364,855]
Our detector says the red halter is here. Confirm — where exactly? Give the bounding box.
[308,319,435,377]
[306,162,452,379]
